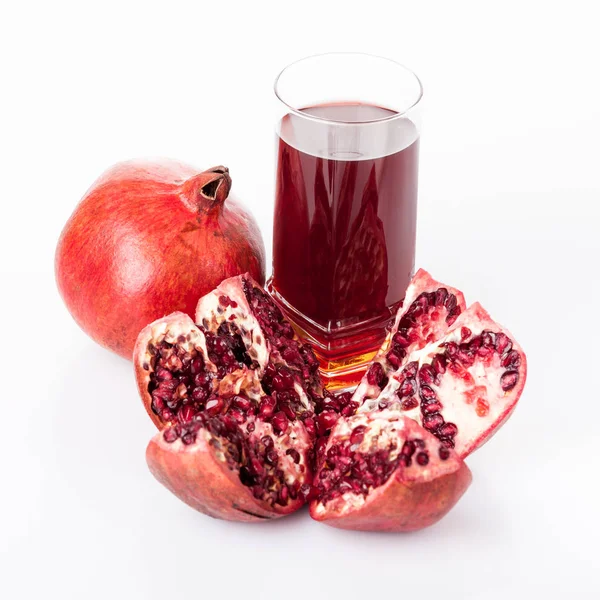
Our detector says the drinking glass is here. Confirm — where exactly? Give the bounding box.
[267,53,423,390]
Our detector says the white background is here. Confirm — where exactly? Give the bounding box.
[1,1,599,598]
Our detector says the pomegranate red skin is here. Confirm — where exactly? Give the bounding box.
[55,159,265,359]
[147,431,304,522]
[309,463,472,532]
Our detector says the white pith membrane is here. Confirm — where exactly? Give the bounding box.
[312,410,462,517]
[356,303,524,457]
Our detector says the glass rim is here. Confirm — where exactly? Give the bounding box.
[274,52,423,126]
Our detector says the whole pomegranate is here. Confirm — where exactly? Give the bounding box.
[55,160,265,359]
[133,271,526,531]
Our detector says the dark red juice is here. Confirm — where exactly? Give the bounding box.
[267,103,419,388]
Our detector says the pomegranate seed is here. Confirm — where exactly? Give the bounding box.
[477,345,493,358]
[259,396,276,419]
[228,408,246,423]
[422,401,443,414]
[461,327,472,341]
[151,396,165,413]
[181,432,197,445]
[401,440,416,457]
[419,385,437,401]
[232,396,252,411]
[366,362,386,388]
[392,332,410,348]
[404,361,418,377]
[416,452,429,466]
[423,413,444,431]
[439,446,450,460]
[335,392,353,407]
[156,367,173,380]
[261,435,274,449]
[194,372,211,387]
[163,427,179,443]
[282,403,296,420]
[438,422,458,437]
[192,386,209,402]
[341,401,358,417]
[476,397,490,417]
[286,448,301,464]
[445,342,458,358]
[457,349,475,366]
[501,370,519,391]
[222,414,238,432]
[399,379,415,397]
[386,350,403,369]
[288,482,299,500]
[432,354,447,374]
[317,411,339,436]
[447,306,461,324]
[278,485,289,505]
[350,425,367,446]
[205,397,224,416]
[502,350,521,369]
[190,357,205,375]
[445,294,457,311]
[419,364,435,385]
[165,397,180,410]
[271,411,289,435]
[303,417,316,437]
[265,449,278,465]
[481,331,495,347]
[401,397,419,411]
[178,405,195,423]
[435,287,448,306]
[495,332,512,355]
[272,368,295,390]
[218,295,232,307]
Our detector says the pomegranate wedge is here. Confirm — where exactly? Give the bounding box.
[309,411,472,532]
[147,413,313,521]
[356,302,527,457]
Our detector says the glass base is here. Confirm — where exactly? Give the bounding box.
[266,278,399,392]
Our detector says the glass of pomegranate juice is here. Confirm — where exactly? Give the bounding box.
[267,53,423,390]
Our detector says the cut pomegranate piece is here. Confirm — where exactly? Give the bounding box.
[195,274,322,403]
[358,302,527,458]
[134,312,263,429]
[355,269,467,406]
[309,411,471,532]
[134,275,322,521]
[147,413,312,521]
